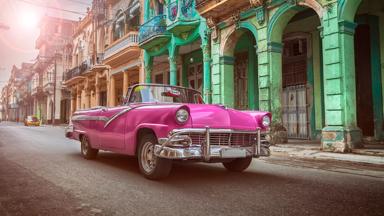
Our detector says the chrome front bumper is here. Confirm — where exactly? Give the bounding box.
[65,124,74,138]
[154,127,270,161]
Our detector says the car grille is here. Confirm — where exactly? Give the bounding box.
[188,133,262,147]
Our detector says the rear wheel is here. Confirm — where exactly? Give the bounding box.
[80,136,98,160]
[138,133,172,179]
[222,157,252,172]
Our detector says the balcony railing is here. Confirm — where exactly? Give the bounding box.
[167,0,197,23]
[139,15,168,44]
[104,32,138,60]
[65,60,89,81]
[31,86,43,95]
[168,1,178,21]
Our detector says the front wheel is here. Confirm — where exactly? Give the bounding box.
[81,136,98,160]
[138,134,172,180]
[222,157,252,172]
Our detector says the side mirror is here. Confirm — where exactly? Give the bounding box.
[121,96,129,105]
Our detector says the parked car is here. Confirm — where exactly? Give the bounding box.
[24,116,40,126]
[65,84,271,179]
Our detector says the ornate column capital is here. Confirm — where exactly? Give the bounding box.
[168,56,177,65]
[200,43,212,62]
[250,0,265,7]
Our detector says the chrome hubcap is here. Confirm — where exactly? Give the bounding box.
[141,141,156,173]
[82,139,88,155]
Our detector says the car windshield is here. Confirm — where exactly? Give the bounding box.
[27,116,38,121]
[128,85,204,104]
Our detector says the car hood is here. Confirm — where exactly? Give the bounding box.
[187,104,269,130]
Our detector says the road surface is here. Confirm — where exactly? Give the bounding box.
[0,122,383,216]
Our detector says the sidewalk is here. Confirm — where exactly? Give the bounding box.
[0,121,68,128]
[271,141,384,165]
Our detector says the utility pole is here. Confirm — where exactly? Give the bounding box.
[52,52,57,125]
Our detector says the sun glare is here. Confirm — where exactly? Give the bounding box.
[19,9,39,29]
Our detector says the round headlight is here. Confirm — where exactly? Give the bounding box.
[176,108,189,124]
[262,115,271,127]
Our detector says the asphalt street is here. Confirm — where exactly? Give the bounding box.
[0,122,383,216]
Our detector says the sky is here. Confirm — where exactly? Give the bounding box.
[0,0,92,88]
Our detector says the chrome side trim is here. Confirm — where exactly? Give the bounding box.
[72,115,109,122]
[74,129,86,134]
[103,107,132,128]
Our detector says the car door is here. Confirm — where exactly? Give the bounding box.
[97,106,128,150]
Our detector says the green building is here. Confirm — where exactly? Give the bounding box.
[139,0,212,102]
[139,0,384,152]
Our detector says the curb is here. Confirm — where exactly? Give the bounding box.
[270,146,384,166]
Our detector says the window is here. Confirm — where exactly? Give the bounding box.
[113,11,125,41]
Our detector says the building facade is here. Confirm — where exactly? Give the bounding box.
[34,16,75,124]
[64,7,108,115]
[103,0,142,107]
[139,0,212,102]
[137,0,384,152]
[1,0,382,153]
[2,64,34,122]
[193,0,384,152]
[64,0,144,115]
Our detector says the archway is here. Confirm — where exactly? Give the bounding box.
[353,0,384,140]
[222,27,258,110]
[268,3,324,139]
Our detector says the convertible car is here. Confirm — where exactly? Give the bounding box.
[65,84,271,179]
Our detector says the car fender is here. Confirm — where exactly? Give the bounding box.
[128,123,170,155]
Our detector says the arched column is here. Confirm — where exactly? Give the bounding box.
[109,75,116,107]
[266,1,326,143]
[168,45,179,85]
[338,0,362,22]
[199,20,212,103]
[95,73,101,106]
[320,2,362,152]
[143,50,153,83]
[123,71,130,97]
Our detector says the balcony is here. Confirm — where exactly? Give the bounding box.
[138,15,171,50]
[166,0,200,35]
[43,81,54,94]
[31,86,43,96]
[64,60,89,82]
[104,32,139,61]
[195,0,256,19]
[9,103,19,109]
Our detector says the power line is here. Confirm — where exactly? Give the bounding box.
[15,0,87,16]
[66,0,91,7]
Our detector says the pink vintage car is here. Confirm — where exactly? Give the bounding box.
[65,84,271,179]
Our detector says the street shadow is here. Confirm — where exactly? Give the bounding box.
[68,151,290,186]
[67,151,140,173]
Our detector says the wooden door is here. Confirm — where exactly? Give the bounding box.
[234,52,248,110]
[282,38,309,139]
[355,24,374,136]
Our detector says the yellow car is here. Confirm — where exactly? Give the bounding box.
[24,116,40,126]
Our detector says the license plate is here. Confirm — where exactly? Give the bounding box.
[220,148,247,158]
